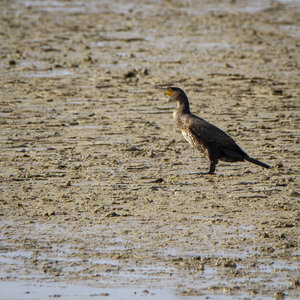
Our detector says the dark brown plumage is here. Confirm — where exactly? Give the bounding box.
[157,86,270,174]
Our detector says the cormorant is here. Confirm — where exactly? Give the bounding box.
[156,86,270,174]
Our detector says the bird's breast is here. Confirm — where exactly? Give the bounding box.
[181,129,208,156]
[181,130,196,146]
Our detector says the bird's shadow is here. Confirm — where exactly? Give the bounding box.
[188,172,215,175]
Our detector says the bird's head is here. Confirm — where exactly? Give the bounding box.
[155,86,190,113]
[155,86,188,103]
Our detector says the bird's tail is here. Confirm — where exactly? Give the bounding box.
[245,157,270,169]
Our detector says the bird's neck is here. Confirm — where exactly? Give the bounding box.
[176,101,190,114]
[173,101,190,127]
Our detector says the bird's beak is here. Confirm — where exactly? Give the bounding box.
[154,86,173,97]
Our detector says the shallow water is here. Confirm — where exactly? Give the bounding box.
[0,281,248,300]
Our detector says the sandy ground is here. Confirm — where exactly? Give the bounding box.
[0,0,299,299]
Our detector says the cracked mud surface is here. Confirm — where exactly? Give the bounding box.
[0,0,299,299]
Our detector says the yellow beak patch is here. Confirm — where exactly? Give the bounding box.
[165,89,173,97]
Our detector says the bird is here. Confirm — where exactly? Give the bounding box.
[156,86,270,174]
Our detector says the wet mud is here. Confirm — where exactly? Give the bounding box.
[0,0,299,299]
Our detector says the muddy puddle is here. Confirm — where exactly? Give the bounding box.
[0,0,299,299]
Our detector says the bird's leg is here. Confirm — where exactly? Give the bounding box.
[207,143,218,174]
[208,160,216,174]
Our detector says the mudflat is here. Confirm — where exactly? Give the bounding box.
[0,0,299,298]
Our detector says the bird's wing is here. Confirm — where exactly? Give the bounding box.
[187,114,246,153]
